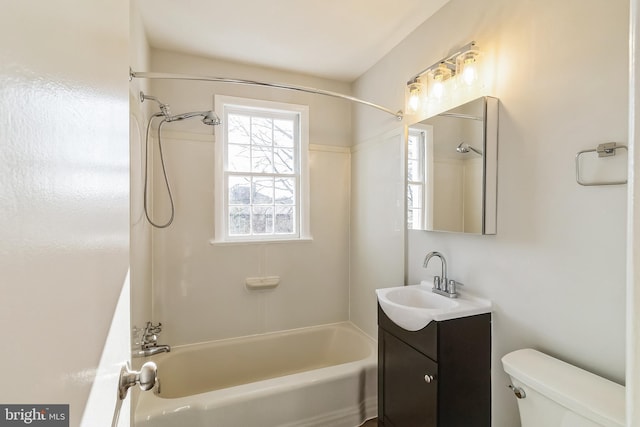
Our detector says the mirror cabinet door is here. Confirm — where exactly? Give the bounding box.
[407,96,498,235]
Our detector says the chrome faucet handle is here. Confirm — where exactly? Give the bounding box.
[143,333,158,343]
[143,322,162,336]
[147,322,162,332]
[447,279,464,296]
[433,276,442,290]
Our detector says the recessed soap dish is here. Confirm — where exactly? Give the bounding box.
[245,276,280,290]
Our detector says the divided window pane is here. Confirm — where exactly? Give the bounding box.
[224,107,300,239]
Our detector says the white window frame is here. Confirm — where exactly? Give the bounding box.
[213,95,310,243]
[407,127,425,230]
[407,124,434,230]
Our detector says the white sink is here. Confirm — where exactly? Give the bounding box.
[376,280,491,331]
[384,286,458,310]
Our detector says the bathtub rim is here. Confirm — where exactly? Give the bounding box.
[158,320,376,354]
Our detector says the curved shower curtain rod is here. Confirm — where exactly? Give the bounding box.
[129,70,404,121]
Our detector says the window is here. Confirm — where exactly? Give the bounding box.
[407,125,433,230]
[214,96,309,242]
[407,128,425,230]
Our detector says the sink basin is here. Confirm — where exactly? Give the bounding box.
[376,280,491,331]
[385,287,458,310]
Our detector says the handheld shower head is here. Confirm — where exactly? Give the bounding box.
[165,110,220,126]
[140,92,220,126]
[202,111,221,126]
[456,142,483,156]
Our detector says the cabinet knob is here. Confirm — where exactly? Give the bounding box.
[424,374,435,383]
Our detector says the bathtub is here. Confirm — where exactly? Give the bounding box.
[135,322,377,427]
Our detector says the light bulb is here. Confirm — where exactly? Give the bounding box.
[429,64,451,101]
[456,49,481,87]
[406,81,425,114]
[409,91,420,111]
[462,63,477,85]
[432,81,445,99]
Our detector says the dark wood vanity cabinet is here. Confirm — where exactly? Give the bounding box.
[378,305,491,427]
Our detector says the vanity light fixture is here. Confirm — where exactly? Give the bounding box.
[405,41,482,114]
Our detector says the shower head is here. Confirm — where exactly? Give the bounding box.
[202,111,221,126]
[456,142,483,156]
[166,110,221,126]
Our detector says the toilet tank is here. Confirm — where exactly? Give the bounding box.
[501,349,624,427]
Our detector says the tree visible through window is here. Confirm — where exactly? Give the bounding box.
[215,96,310,242]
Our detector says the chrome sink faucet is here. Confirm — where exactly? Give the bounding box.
[423,251,463,298]
[134,322,171,357]
[423,251,447,290]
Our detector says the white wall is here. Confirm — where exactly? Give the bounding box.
[353,0,628,426]
[146,49,352,345]
[0,1,130,425]
[350,128,406,339]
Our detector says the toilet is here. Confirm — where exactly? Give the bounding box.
[501,349,625,427]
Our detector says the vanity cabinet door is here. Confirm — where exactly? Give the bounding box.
[382,331,438,427]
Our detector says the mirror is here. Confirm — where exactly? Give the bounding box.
[407,96,498,234]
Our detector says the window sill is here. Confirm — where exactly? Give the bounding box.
[208,237,313,246]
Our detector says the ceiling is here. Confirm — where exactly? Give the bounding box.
[137,0,449,82]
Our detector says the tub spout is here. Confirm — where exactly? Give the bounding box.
[134,321,171,357]
[136,345,170,357]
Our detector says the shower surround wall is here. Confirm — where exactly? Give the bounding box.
[148,49,352,345]
[351,0,628,426]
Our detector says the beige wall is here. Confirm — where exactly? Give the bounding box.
[353,0,628,425]
[145,49,352,345]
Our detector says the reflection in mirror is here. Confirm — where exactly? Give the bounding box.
[407,96,498,234]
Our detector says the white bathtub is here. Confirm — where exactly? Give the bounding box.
[135,322,377,427]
